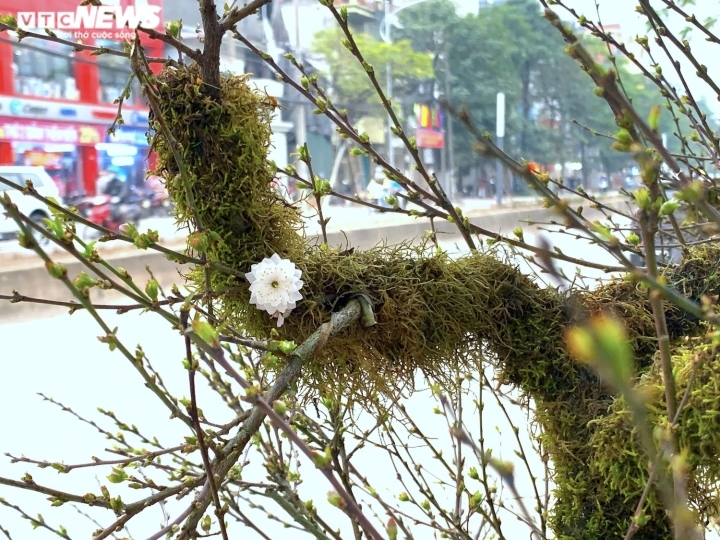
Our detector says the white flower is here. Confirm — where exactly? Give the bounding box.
[245,253,304,327]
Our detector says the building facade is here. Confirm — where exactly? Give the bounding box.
[0,0,164,197]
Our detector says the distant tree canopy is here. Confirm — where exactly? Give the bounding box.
[310,27,433,119]
[391,0,716,178]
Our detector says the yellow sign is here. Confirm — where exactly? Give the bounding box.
[78,126,101,145]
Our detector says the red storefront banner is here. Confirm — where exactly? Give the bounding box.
[416,128,444,149]
[0,118,103,145]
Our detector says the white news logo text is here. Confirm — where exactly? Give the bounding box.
[17,6,161,31]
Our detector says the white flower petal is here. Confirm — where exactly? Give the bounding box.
[245,254,303,326]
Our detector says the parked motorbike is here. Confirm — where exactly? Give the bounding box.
[67,194,115,237]
[65,179,145,238]
[141,175,173,217]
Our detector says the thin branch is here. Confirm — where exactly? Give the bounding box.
[220,0,272,32]
[0,476,112,509]
[178,298,377,537]
[181,309,229,540]
[137,24,202,61]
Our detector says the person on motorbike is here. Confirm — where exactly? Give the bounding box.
[102,175,130,200]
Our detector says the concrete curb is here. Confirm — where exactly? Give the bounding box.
[0,200,626,323]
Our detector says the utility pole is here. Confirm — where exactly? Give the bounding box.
[384,0,395,168]
[293,0,308,182]
[495,92,505,205]
[443,38,455,200]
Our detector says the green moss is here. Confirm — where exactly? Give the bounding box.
[151,63,305,271]
[582,334,720,539]
[149,65,720,539]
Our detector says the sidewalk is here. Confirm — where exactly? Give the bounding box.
[0,193,623,269]
[302,195,548,235]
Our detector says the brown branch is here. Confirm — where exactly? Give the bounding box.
[137,24,202,61]
[181,309,229,540]
[178,298,376,537]
[0,476,112,509]
[198,0,224,97]
[220,0,272,32]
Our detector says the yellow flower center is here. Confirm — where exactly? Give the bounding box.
[271,280,279,288]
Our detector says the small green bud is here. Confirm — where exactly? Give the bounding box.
[312,446,333,468]
[398,492,410,502]
[164,20,181,38]
[0,14,17,28]
[188,232,209,252]
[276,340,297,354]
[45,261,67,279]
[387,517,398,540]
[272,400,288,415]
[633,188,651,210]
[244,384,260,398]
[327,491,345,509]
[314,179,332,196]
[627,232,640,246]
[191,315,219,348]
[658,200,680,216]
[614,128,633,145]
[73,272,97,292]
[83,240,98,259]
[647,104,661,131]
[145,279,159,301]
[17,231,33,249]
[107,467,128,484]
[110,496,123,514]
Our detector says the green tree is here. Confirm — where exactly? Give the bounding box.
[396,2,518,173]
[398,0,691,184]
[310,27,433,119]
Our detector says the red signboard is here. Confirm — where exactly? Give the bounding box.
[416,128,444,149]
[0,118,103,145]
[0,0,163,40]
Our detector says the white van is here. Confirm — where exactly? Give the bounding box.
[0,166,61,245]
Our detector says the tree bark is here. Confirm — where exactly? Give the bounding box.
[199,0,223,100]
